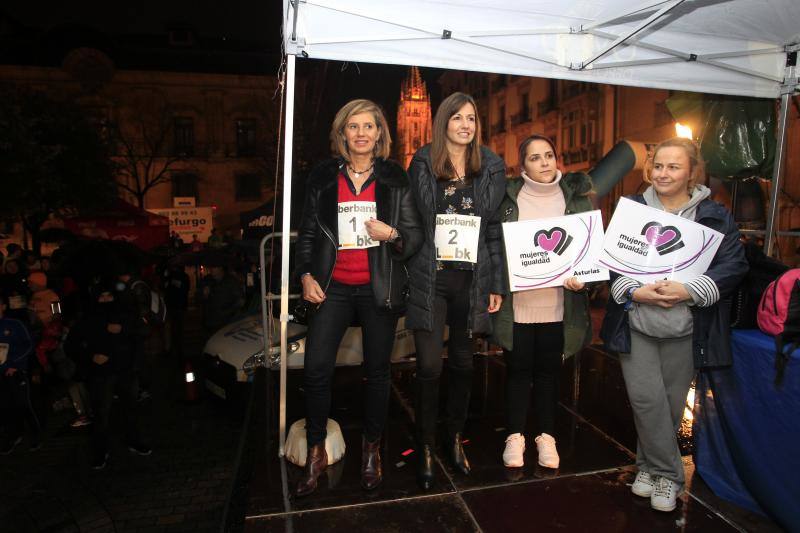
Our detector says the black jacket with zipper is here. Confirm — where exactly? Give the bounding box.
[405,145,507,334]
[294,157,424,311]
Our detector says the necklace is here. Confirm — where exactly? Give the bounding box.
[347,162,374,179]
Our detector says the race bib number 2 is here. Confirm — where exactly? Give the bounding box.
[338,201,379,249]
[435,214,481,263]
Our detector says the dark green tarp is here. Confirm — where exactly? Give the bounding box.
[666,92,775,179]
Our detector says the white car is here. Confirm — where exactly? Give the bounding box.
[201,314,418,400]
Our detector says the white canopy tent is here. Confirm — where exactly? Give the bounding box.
[270,0,800,454]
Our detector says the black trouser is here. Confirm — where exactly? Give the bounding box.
[505,321,564,436]
[303,282,399,447]
[0,370,41,441]
[88,370,140,457]
[413,270,474,444]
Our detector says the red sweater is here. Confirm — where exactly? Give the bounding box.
[332,173,374,285]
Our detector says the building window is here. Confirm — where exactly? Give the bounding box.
[235,174,262,201]
[173,117,194,156]
[236,119,257,156]
[172,173,199,200]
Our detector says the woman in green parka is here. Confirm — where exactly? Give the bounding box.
[492,134,593,469]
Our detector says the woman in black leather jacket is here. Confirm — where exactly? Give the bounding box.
[406,92,506,489]
[293,99,423,497]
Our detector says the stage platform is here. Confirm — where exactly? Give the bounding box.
[230,347,781,532]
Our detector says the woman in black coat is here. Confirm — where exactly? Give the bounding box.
[294,99,423,496]
[406,92,506,489]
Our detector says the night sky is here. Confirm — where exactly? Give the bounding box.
[4,2,449,175]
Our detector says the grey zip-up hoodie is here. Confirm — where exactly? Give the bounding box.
[624,184,711,338]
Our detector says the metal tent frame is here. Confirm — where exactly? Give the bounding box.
[263,0,800,454]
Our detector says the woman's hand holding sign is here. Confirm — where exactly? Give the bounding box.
[563,276,585,292]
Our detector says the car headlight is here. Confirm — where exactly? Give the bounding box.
[244,342,301,375]
[242,351,265,375]
[267,341,300,368]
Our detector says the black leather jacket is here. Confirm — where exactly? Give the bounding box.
[295,158,424,310]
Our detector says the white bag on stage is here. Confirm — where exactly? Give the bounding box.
[284,418,346,467]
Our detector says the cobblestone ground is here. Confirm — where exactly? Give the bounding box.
[0,307,244,533]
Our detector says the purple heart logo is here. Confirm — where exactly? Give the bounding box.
[535,227,572,256]
[641,222,684,255]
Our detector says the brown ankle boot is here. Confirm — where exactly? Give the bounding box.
[361,436,382,490]
[295,442,328,497]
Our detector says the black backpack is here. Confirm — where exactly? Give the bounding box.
[730,242,789,329]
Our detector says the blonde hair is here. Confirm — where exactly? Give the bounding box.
[644,137,706,191]
[329,99,392,160]
[431,92,482,179]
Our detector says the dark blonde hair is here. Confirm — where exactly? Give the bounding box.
[644,137,706,191]
[329,99,392,160]
[431,92,482,179]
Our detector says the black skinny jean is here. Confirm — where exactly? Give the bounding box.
[303,281,399,446]
[505,321,564,436]
[88,369,140,457]
[413,269,474,442]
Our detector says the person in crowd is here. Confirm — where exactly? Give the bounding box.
[1,259,31,315]
[492,135,594,470]
[0,294,41,454]
[5,244,23,263]
[71,283,151,469]
[28,272,59,328]
[170,232,184,250]
[117,266,154,401]
[406,92,506,489]
[601,137,747,512]
[162,263,190,358]
[200,265,244,334]
[294,98,423,496]
[24,253,41,273]
[208,228,223,249]
[190,234,203,253]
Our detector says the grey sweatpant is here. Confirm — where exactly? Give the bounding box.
[620,330,695,484]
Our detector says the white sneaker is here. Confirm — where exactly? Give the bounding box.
[650,476,682,512]
[534,433,559,468]
[502,433,525,467]
[631,470,655,497]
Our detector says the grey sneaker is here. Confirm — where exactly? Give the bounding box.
[650,476,681,512]
[631,470,655,497]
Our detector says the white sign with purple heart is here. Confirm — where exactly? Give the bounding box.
[502,210,608,292]
[598,197,723,283]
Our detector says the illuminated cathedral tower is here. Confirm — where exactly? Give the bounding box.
[396,66,432,168]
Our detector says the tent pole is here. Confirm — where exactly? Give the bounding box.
[575,0,684,69]
[278,54,296,457]
[764,51,797,256]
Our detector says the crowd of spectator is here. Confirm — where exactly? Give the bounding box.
[0,236,251,469]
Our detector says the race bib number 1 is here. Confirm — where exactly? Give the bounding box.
[338,201,379,249]
[435,214,481,263]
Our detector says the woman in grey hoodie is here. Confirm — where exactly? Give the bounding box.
[601,137,746,513]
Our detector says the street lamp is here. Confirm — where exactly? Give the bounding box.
[675,122,693,139]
